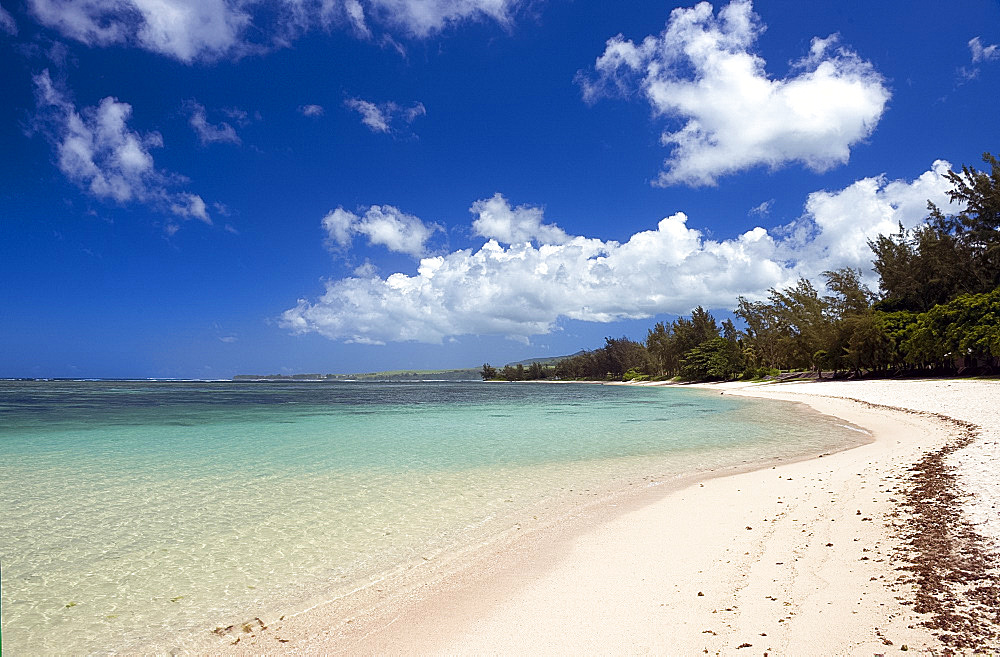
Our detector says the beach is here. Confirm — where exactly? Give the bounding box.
[225,378,1000,654]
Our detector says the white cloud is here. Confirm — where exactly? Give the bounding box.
[969,36,999,63]
[32,70,210,226]
[578,0,890,187]
[0,2,17,35]
[299,103,325,117]
[343,0,370,37]
[781,160,954,278]
[344,98,389,132]
[365,0,517,38]
[26,0,521,62]
[169,192,211,223]
[748,199,773,217]
[470,193,570,244]
[185,100,241,145]
[322,204,441,257]
[28,0,251,63]
[282,163,954,344]
[344,97,425,134]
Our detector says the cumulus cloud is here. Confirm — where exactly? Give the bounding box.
[344,97,426,134]
[299,103,325,117]
[969,36,999,63]
[0,2,17,35]
[782,161,954,275]
[32,69,210,227]
[26,0,522,62]
[322,204,442,257]
[282,162,954,344]
[185,100,241,145]
[470,193,570,244]
[578,0,890,187]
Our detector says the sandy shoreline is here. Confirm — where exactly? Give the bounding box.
[217,378,1000,654]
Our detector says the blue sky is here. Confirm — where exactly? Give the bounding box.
[1,0,998,378]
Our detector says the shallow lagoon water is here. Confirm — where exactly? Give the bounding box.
[0,380,863,653]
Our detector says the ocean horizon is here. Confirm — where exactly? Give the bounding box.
[0,380,865,653]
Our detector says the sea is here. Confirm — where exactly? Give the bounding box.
[0,379,866,653]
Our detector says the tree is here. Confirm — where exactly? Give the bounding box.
[870,222,967,312]
[680,337,743,381]
[820,268,882,375]
[823,268,873,319]
[767,279,829,371]
[480,363,498,380]
[500,364,525,381]
[932,152,1000,291]
[735,297,783,370]
[874,310,920,369]
[646,321,678,376]
[602,336,651,377]
[871,154,1000,311]
[844,313,892,375]
[903,287,1000,371]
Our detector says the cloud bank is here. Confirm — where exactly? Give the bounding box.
[32,70,210,229]
[26,0,523,62]
[578,0,890,186]
[282,163,953,344]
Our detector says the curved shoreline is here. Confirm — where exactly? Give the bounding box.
[211,379,1000,654]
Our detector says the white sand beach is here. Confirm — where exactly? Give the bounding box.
[221,378,1000,655]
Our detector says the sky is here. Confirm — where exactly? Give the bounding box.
[1,0,998,379]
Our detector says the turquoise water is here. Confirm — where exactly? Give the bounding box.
[0,380,863,653]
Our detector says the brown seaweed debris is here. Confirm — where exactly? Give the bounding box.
[839,397,1000,651]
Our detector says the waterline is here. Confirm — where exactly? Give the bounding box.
[0,380,864,653]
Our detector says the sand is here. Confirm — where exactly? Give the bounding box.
[219,378,1000,655]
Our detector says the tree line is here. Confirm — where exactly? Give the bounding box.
[482,153,1000,382]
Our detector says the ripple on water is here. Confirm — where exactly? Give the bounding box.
[0,380,863,653]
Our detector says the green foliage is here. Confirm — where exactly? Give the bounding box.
[679,337,743,381]
[934,152,1000,291]
[870,222,967,311]
[622,368,648,381]
[903,287,1000,366]
[527,361,545,380]
[505,155,1000,382]
[480,363,498,380]
[739,366,780,381]
[552,337,650,380]
[872,153,1000,311]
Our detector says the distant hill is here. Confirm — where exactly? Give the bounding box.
[233,355,587,381]
[504,351,586,367]
[233,368,481,382]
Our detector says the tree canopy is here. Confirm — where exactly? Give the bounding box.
[487,153,1000,382]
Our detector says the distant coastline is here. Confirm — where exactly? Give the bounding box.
[232,368,482,382]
